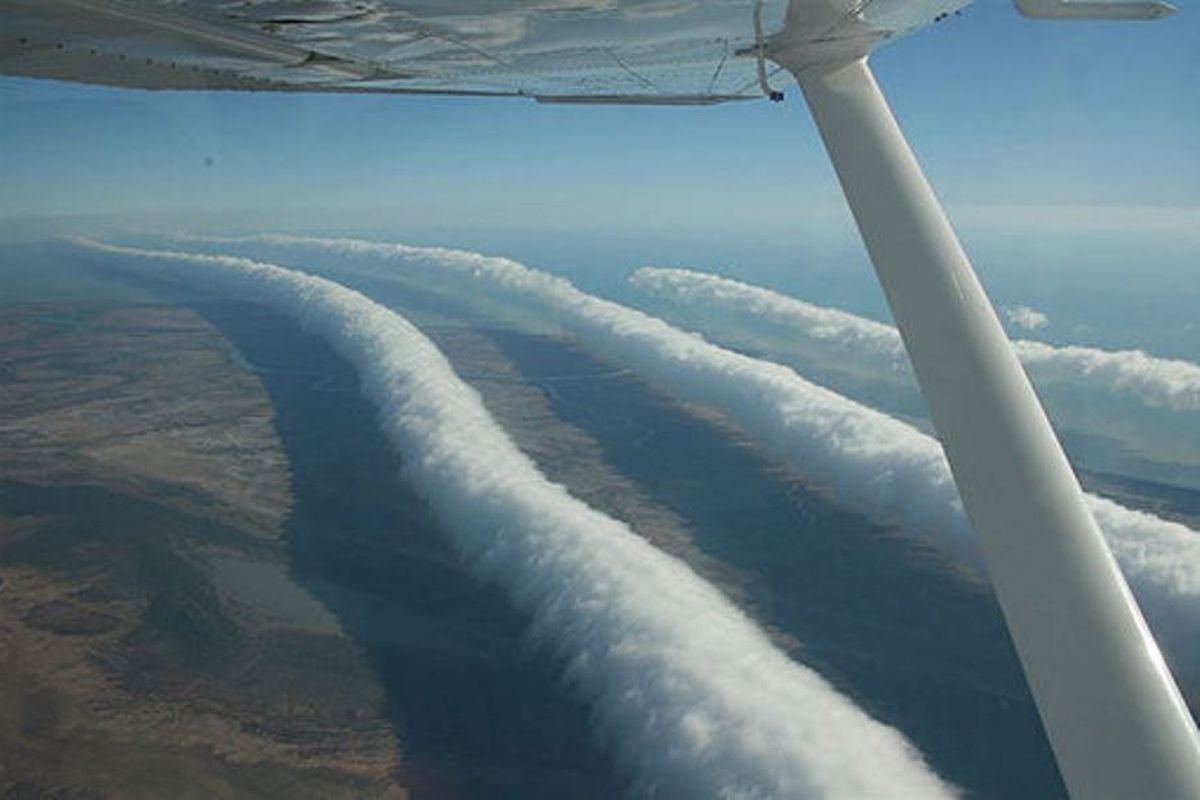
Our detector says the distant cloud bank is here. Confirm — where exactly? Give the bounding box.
[167,233,1200,675]
[630,267,1200,412]
[72,237,954,800]
[1003,305,1050,332]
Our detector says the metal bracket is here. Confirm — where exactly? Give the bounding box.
[753,0,784,102]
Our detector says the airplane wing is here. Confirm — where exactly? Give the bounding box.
[0,0,964,104]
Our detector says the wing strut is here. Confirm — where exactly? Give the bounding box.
[784,55,1200,799]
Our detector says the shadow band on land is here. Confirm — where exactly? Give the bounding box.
[487,329,1068,800]
[194,299,626,800]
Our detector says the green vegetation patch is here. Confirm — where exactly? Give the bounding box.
[132,530,242,663]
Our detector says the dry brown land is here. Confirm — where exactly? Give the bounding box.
[0,303,406,799]
[0,304,290,536]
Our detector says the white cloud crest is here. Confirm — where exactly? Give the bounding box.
[629,267,1200,412]
[170,234,1200,673]
[73,237,955,800]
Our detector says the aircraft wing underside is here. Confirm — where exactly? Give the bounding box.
[0,0,967,103]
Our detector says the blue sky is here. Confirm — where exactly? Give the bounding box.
[2,2,1197,354]
[3,3,1196,223]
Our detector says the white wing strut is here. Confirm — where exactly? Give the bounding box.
[784,56,1200,799]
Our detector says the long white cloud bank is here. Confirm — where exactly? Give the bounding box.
[74,238,954,799]
[629,267,1200,413]
[167,233,1200,673]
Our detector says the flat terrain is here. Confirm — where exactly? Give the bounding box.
[0,303,289,534]
[0,303,405,799]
